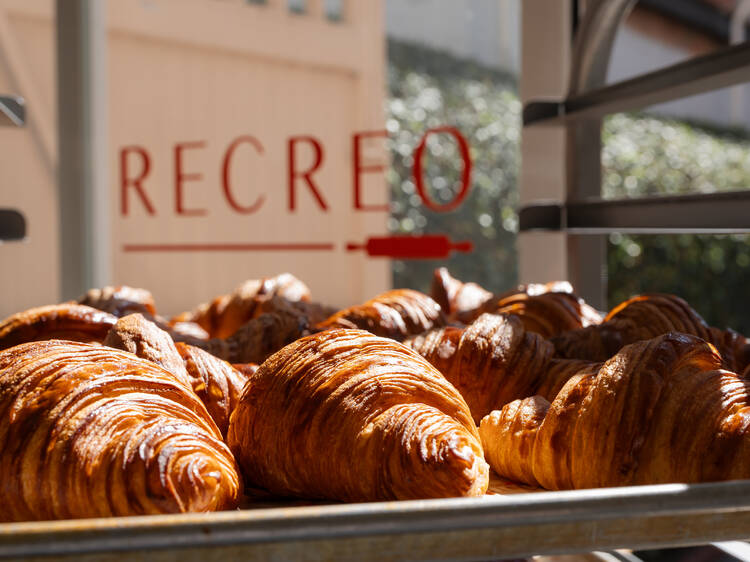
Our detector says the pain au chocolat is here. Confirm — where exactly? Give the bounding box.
[0,340,241,521]
[228,329,489,502]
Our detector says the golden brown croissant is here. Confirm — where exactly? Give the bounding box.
[430,267,493,323]
[103,314,249,436]
[0,340,241,521]
[228,329,489,501]
[314,289,446,342]
[174,297,311,365]
[175,342,249,437]
[103,313,194,389]
[477,292,603,338]
[0,304,117,351]
[552,294,750,372]
[407,313,555,423]
[173,273,312,338]
[480,332,750,489]
[76,285,157,317]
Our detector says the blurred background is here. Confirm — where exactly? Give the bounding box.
[1,0,750,331]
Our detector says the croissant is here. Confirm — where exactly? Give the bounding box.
[477,292,603,338]
[76,285,157,317]
[228,329,489,501]
[552,294,750,372]
[479,332,750,489]
[407,313,555,423]
[103,314,249,436]
[0,304,117,351]
[0,340,241,521]
[430,267,493,323]
[173,273,311,338]
[172,297,311,365]
[314,289,446,342]
[175,342,249,437]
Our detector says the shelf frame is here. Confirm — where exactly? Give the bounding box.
[519,0,750,310]
[2,481,750,561]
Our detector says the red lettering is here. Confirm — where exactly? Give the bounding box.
[221,135,266,214]
[174,141,208,216]
[413,127,472,212]
[287,136,328,212]
[353,130,389,212]
[120,146,155,216]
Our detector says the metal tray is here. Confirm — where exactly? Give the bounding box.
[2,479,750,562]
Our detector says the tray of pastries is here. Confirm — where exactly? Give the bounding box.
[1,270,750,561]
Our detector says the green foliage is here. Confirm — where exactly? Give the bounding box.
[387,40,520,295]
[388,41,750,332]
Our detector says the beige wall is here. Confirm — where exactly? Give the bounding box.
[0,0,389,317]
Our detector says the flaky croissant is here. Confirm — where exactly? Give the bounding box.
[173,273,312,339]
[175,342,249,437]
[314,289,445,341]
[76,285,157,317]
[0,304,116,351]
[103,314,249,436]
[552,294,750,372]
[407,313,555,423]
[480,332,750,489]
[228,329,489,501]
[430,267,493,323]
[478,292,603,338]
[0,340,241,521]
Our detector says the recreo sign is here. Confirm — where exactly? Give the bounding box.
[119,126,473,245]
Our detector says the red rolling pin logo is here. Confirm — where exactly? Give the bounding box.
[346,235,473,259]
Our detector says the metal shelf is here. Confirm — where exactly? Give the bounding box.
[0,95,26,243]
[0,96,24,128]
[523,41,750,126]
[519,190,750,234]
[2,480,750,560]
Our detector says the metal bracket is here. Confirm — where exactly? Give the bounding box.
[0,95,25,127]
[520,191,750,234]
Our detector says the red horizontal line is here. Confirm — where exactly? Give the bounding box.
[123,243,335,252]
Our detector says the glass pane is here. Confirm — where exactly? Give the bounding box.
[608,233,750,332]
[386,0,521,295]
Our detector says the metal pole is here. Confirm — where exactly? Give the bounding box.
[565,0,636,310]
[56,0,109,300]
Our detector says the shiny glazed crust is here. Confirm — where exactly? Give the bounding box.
[0,340,241,521]
[0,304,117,351]
[175,342,250,437]
[481,292,603,338]
[173,273,311,339]
[552,294,750,371]
[227,329,489,502]
[407,313,555,423]
[314,289,446,341]
[480,333,750,489]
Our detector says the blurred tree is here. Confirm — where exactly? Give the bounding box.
[388,40,750,332]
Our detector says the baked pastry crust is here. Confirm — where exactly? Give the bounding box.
[0,340,241,521]
[228,329,488,502]
[407,313,555,423]
[480,332,750,489]
[0,304,116,351]
[314,289,445,341]
[552,294,750,372]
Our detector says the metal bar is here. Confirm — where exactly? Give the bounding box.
[0,95,24,127]
[0,209,25,241]
[524,41,750,126]
[519,190,750,233]
[56,0,110,300]
[2,481,750,560]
